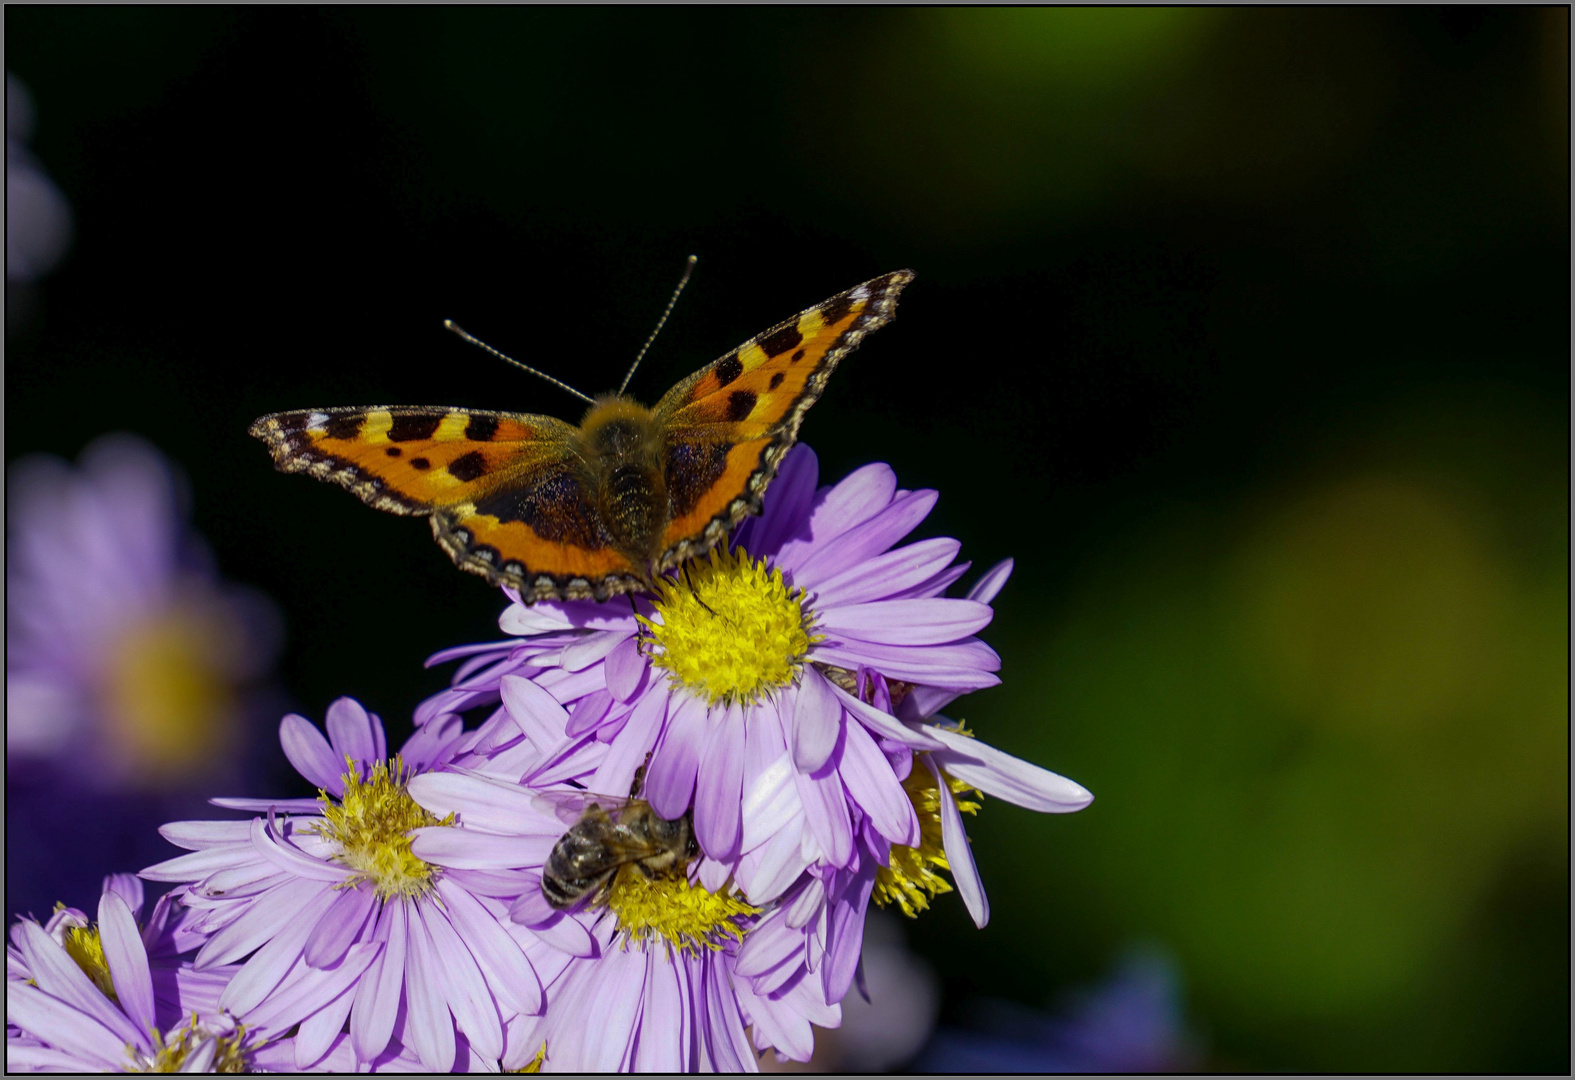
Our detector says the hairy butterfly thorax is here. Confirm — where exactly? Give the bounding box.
[251,262,914,602]
[575,396,669,583]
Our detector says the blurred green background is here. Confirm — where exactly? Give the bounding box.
[7,8,1567,1071]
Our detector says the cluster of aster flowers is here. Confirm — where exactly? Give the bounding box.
[6,445,1092,1073]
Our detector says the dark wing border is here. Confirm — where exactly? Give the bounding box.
[652,269,915,570]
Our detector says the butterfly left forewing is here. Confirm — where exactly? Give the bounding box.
[250,406,644,599]
[650,270,914,569]
[250,406,578,512]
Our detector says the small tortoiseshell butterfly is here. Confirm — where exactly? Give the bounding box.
[250,268,914,602]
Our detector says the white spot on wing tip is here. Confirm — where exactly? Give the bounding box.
[306,411,329,430]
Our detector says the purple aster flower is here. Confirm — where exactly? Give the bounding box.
[415,445,1092,1018]
[5,876,274,1073]
[406,769,839,1070]
[7,433,281,790]
[139,697,542,1072]
[418,445,1023,881]
[7,874,225,1031]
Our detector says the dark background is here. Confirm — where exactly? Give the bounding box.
[6,8,1568,1071]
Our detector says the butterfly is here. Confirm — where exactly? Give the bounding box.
[250,268,915,603]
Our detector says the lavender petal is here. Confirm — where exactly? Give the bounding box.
[324,697,378,770]
[817,597,994,646]
[694,703,745,860]
[279,713,347,795]
[807,536,962,608]
[350,902,407,1064]
[924,754,989,928]
[928,725,1095,812]
[966,558,1014,604]
[643,693,707,821]
[96,891,156,1040]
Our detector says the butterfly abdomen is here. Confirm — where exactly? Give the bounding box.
[578,396,670,566]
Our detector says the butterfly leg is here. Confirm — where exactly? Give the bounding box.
[678,563,721,618]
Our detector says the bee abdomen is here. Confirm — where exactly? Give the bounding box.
[541,871,595,910]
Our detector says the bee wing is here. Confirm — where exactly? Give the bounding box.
[530,787,639,827]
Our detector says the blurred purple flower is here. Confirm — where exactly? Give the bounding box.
[6,433,281,790]
[6,72,72,285]
[140,698,541,1072]
[919,947,1199,1073]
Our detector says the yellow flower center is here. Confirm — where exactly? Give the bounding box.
[59,917,117,1002]
[314,758,452,901]
[604,865,758,955]
[100,608,236,786]
[135,1014,249,1073]
[640,546,818,706]
[512,1043,548,1073]
[873,762,982,918]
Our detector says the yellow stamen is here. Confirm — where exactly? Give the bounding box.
[512,1042,548,1073]
[640,546,819,706]
[59,918,117,1002]
[604,865,758,955]
[873,762,982,918]
[136,1013,249,1073]
[313,757,453,901]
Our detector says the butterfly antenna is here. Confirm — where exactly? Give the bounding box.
[618,255,697,396]
[444,321,597,405]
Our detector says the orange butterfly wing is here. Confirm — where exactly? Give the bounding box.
[249,407,644,600]
[650,269,914,568]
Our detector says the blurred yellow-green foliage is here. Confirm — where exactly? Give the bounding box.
[961,389,1566,1070]
[7,6,1567,1071]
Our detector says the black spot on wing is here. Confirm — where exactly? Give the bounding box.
[389,414,443,442]
[713,354,744,388]
[790,349,805,363]
[473,470,608,547]
[411,457,431,471]
[666,441,731,518]
[448,451,488,483]
[268,413,309,433]
[816,294,856,329]
[726,390,757,421]
[768,373,785,390]
[385,446,402,457]
[465,415,499,442]
[325,414,365,441]
[758,323,803,358]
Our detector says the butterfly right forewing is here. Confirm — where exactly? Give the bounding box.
[649,270,914,570]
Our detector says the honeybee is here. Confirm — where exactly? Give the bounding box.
[539,792,698,910]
